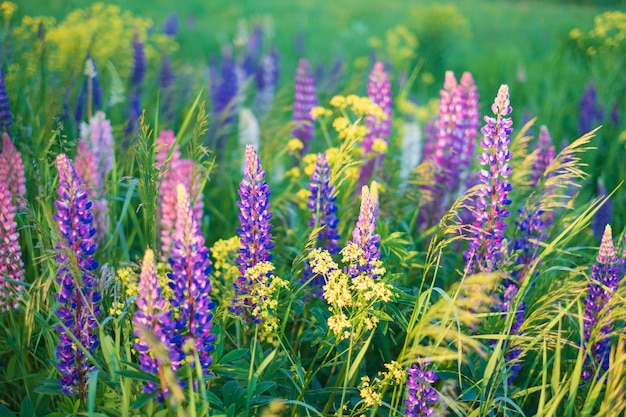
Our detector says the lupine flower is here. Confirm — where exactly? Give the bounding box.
[162,12,179,37]
[293,59,317,155]
[420,117,438,164]
[159,54,177,123]
[578,82,604,136]
[404,360,439,417]
[530,125,556,188]
[359,62,392,188]
[301,153,341,297]
[74,141,107,243]
[592,180,611,242]
[133,248,177,398]
[0,70,12,133]
[126,31,146,137]
[464,85,513,274]
[231,145,273,321]
[168,184,215,374]
[79,111,114,177]
[253,48,280,118]
[0,181,24,311]
[344,185,381,279]
[209,51,240,151]
[74,57,102,124]
[421,71,479,226]
[583,224,620,380]
[53,154,101,398]
[242,24,264,78]
[156,131,204,258]
[0,133,26,209]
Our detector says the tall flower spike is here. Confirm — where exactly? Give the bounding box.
[0,133,26,209]
[209,51,240,151]
[583,224,620,380]
[578,82,604,136]
[75,57,102,124]
[359,62,392,188]
[344,185,381,279]
[464,85,513,274]
[0,181,24,311]
[404,360,439,417]
[162,12,179,37]
[293,59,317,155]
[301,153,341,298]
[530,125,556,188]
[134,248,177,398]
[53,154,100,398]
[253,48,280,119]
[156,131,204,258]
[0,70,12,133]
[231,145,273,320]
[168,185,215,374]
[458,72,480,173]
[79,111,114,176]
[125,30,146,137]
[75,141,107,243]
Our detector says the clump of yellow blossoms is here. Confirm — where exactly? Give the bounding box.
[570,11,626,56]
[210,236,241,304]
[244,262,289,341]
[109,262,172,316]
[357,361,405,410]
[308,248,394,341]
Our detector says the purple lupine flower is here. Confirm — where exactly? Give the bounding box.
[404,360,439,417]
[160,54,176,90]
[583,224,620,380]
[0,70,12,133]
[253,48,280,118]
[231,145,273,320]
[301,153,341,297]
[209,51,240,151]
[0,133,26,209]
[134,248,178,398]
[345,185,381,279]
[293,59,317,155]
[0,181,24,311]
[75,57,102,124]
[458,72,480,173]
[530,126,556,188]
[420,117,438,164]
[359,61,392,188]
[592,180,611,242]
[79,111,114,177]
[168,185,215,374]
[242,24,264,78]
[53,154,101,398]
[159,54,177,123]
[464,85,514,274]
[162,12,179,37]
[578,82,604,136]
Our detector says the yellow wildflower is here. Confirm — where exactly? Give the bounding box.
[332,116,350,134]
[327,313,351,337]
[371,138,388,154]
[309,248,339,275]
[310,106,332,119]
[296,188,310,209]
[303,153,318,176]
[359,376,382,407]
[384,361,405,384]
[287,138,304,154]
[323,270,353,308]
[285,167,301,179]
[330,95,347,109]
[0,1,17,20]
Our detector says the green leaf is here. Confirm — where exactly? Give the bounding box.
[0,405,17,417]
[218,348,249,365]
[254,381,276,396]
[222,380,242,407]
[19,397,34,417]
[88,369,99,417]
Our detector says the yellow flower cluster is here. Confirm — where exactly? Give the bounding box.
[570,11,626,56]
[109,262,172,317]
[357,361,405,411]
[287,138,304,155]
[330,94,386,120]
[310,106,333,120]
[359,376,382,407]
[308,248,395,340]
[211,236,241,282]
[1,1,17,21]
[368,24,418,70]
[246,262,289,337]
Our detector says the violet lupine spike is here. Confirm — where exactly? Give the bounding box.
[359,61,392,188]
[162,12,179,37]
[134,248,178,398]
[464,84,514,274]
[126,31,146,138]
[530,125,556,188]
[578,82,604,136]
[293,59,317,155]
[53,154,101,398]
[0,133,26,209]
[0,181,24,311]
[209,52,240,150]
[404,360,439,417]
[231,145,273,320]
[592,180,611,242]
[0,70,12,133]
[583,224,620,380]
[253,49,280,118]
[301,153,341,298]
[346,185,381,279]
[168,185,216,373]
[75,141,107,243]
[242,24,263,78]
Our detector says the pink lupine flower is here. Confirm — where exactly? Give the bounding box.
[156,131,204,258]
[79,111,114,176]
[0,133,26,209]
[0,180,24,311]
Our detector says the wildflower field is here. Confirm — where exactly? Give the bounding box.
[2,0,626,415]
